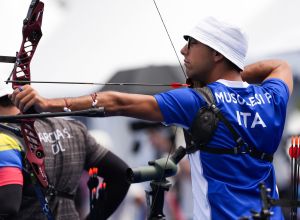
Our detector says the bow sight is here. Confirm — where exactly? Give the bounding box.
[127,146,186,220]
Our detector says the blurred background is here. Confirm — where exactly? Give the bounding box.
[1,0,300,219]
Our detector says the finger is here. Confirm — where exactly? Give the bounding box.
[23,98,38,113]
[10,87,21,103]
[10,85,28,103]
[11,85,33,109]
[12,92,22,109]
[18,92,36,112]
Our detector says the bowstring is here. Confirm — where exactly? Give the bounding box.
[152,0,187,80]
[149,0,188,217]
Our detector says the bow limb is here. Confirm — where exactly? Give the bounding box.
[9,0,43,87]
[9,0,49,188]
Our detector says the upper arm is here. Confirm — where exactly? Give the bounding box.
[0,167,23,216]
[0,133,23,169]
[125,94,163,121]
[154,88,204,127]
[103,92,163,121]
[0,184,22,215]
[0,133,24,186]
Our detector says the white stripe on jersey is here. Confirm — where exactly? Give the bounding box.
[189,151,211,220]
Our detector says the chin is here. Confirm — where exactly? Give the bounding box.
[187,73,198,80]
[186,70,194,78]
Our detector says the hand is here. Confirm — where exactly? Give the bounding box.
[9,85,48,113]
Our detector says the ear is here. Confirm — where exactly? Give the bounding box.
[213,50,224,62]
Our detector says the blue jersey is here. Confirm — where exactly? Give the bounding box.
[154,79,289,220]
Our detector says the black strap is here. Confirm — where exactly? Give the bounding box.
[270,199,300,207]
[186,87,273,162]
[197,145,273,162]
[30,172,54,220]
[0,55,16,63]
[0,123,22,137]
[46,185,75,200]
[195,87,247,148]
[24,189,75,200]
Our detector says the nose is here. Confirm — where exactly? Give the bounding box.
[180,43,188,56]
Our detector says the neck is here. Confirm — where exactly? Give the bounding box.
[0,106,20,116]
[189,66,242,88]
[207,66,242,84]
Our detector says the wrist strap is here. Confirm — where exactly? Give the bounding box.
[63,98,71,112]
[91,93,98,108]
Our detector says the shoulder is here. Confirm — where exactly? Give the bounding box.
[0,133,23,169]
[0,132,22,152]
[155,88,205,106]
[35,118,87,131]
[35,118,90,143]
[154,88,207,128]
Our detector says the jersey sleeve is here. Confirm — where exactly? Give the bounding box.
[0,133,23,186]
[0,167,23,186]
[262,78,290,106]
[0,133,23,169]
[261,78,290,107]
[154,88,206,129]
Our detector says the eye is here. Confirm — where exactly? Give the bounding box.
[187,37,198,49]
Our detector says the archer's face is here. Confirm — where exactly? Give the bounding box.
[181,37,215,82]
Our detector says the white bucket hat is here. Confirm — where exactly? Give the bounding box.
[184,17,248,70]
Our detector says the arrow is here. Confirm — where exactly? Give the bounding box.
[5,80,190,88]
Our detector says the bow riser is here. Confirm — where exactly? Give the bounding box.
[21,119,48,188]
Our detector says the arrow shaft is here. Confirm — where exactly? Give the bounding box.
[5,80,186,87]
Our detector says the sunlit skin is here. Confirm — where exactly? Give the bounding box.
[181,38,215,82]
[9,34,293,119]
[0,104,19,116]
[180,37,243,85]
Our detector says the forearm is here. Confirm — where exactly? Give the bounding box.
[241,60,286,84]
[11,86,164,121]
[241,59,293,95]
[46,91,163,121]
[93,151,130,220]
